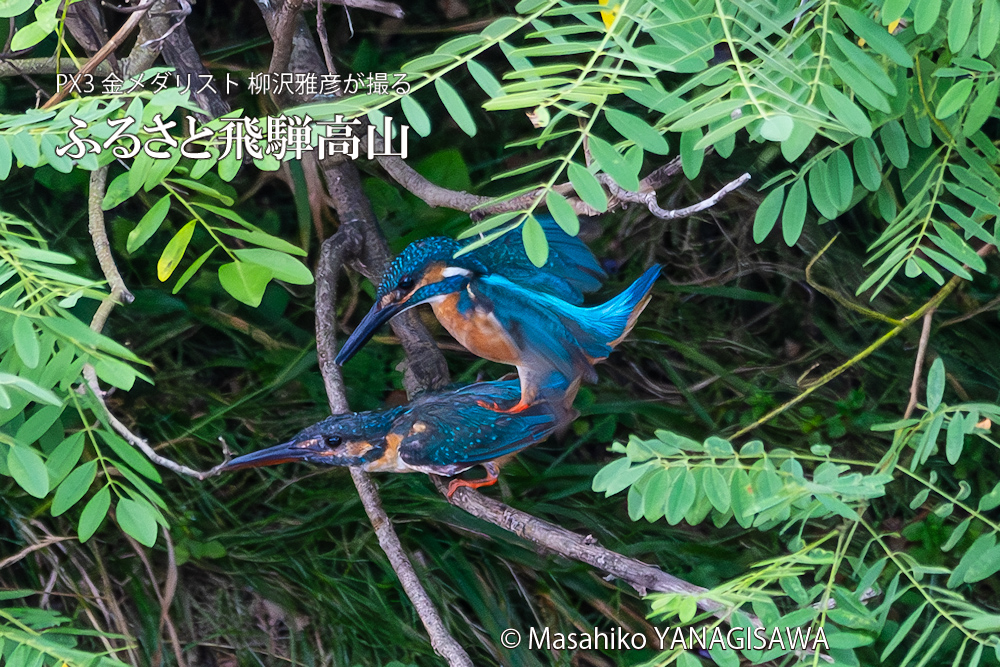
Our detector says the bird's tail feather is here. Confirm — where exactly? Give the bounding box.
[585,264,661,349]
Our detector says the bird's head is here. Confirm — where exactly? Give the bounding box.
[335,237,485,365]
[222,415,388,471]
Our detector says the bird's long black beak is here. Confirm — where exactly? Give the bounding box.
[335,300,406,366]
[221,437,325,471]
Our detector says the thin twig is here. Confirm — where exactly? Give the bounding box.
[903,310,935,419]
[41,0,156,109]
[805,235,903,326]
[733,243,996,438]
[0,535,75,570]
[306,0,403,18]
[314,232,475,667]
[599,172,750,219]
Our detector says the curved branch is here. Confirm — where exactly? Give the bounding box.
[315,231,474,667]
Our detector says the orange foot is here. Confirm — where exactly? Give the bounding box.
[446,466,499,498]
[475,399,532,414]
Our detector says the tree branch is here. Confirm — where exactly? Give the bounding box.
[307,0,404,18]
[599,172,751,220]
[41,0,155,109]
[268,0,307,75]
[314,231,474,667]
[84,166,232,480]
[0,57,112,78]
[903,309,934,420]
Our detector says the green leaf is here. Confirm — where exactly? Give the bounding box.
[218,261,272,307]
[830,33,897,94]
[127,195,171,253]
[931,221,987,271]
[680,129,704,179]
[94,357,137,391]
[568,161,607,212]
[605,109,668,155]
[521,215,549,267]
[100,430,161,482]
[882,0,911,24]
[78,485,110,542]
[46,431,85,488]
[926,358,945,412]
[435,78,476,137]
[827,149,854,211]
[589,135,639,191]
[942,516,971,551]
[13,315,39,368]
[52,460,97,516]
[782,178,807,246]
[0,372,62,405]
[808,161,838,219]
[853,138,882,192]
[665,468,696,525]
[704,467,731,513]
[0,0,34,18]
[545,191,579,235]
[400,95,431,137]
[9,20,51,51]
[946,0,974,52]
[979,0,1000,57]
[820,84,873,137]
[760,114,794,142]
[837,6,914,67]
[913,0,942,33]
[170,245,219,294]
[965,78,1000,135]
[116,497,158,547]
[234,248,313,285]
[102,171,134,210]
[753,185,785,243]
[157,220,196,282]
[945,416,965,464]
[168,178,235,205]
[780,120,815,162]
[8,445,48,498]
[215,226,306,256]
[8,129,40,167]
[935,78,974,119]
[828,56,891,112]
[467,60,503,98]
[0,135,12,180]
[880,120,910,168]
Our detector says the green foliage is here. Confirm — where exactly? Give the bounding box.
[0,591,130,667]
[596,356,1000,664]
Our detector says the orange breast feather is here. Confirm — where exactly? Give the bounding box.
[432,294,521,365]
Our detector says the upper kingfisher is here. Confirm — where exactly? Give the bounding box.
[221,377,578,496]
[334,216,661,411]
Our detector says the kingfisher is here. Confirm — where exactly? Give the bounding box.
[334,217,661,412]
[221,377,579,496]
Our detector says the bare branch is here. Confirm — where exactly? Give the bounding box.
[0,535,75,571]
[307,0,404,18]
[599,172,751,220]
[0,57,112,78]
[314,231,474,667]
[438,482,833,662]
[269,0,306,75]
[41,0,155,109]
[904,310,935,419]
[85,166,232,480]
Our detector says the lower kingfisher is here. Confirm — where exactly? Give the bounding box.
[221,377,579,496]
[334,217,661,412]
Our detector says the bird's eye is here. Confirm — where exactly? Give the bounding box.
[324,435,342,447]
[397,276,415,291]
